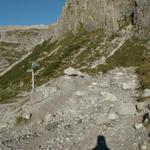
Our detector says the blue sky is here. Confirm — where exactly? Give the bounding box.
[0,0,65,26]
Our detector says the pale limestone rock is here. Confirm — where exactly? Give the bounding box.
[64,67,84,77]
[122,81,137,90]
[142,89,150,98]
[134,123,143,130]
[136,102,144,112]
[74,91,86,97]
[108,113,118,120]
[101,91,117,102]
[116,102,137,115]
[22,113,32,120]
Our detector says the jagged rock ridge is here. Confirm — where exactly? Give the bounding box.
[55,0,150,37]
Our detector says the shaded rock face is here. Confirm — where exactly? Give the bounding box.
[56,0,150,37]
[134,0,150,37]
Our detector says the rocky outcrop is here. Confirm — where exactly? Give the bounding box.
[55,0,150,37]
[134,0,150,37]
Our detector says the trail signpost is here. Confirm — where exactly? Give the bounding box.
[27,62,40,91]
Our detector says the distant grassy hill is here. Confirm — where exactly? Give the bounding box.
[0,28,150,102]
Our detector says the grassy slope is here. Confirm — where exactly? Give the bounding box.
[92,38,150,92]
[0,28,150,102]
[0,29,105,101]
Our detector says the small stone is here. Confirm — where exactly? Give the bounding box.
[74,91,86,97]
[134,123,143,130]
[142,89,150,98]
[136,102,144,112]
[143,113,150,125]
[0,124,7,129]
[45,113,52,122]
[22,113,32,120]
[108,113,118,120]
[100,91,117,102]
[139,141,148,150]
[122,81,136,90]
[91,82,98,86]
[140,144,147,150]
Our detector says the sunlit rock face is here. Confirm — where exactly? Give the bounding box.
[55,0,150,37]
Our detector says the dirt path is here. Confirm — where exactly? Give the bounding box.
[0,67,149,150]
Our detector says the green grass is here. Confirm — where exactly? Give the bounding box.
[0,41,21,48]
[16,116,25,125]
[1,30,103,101]
[137,56,150,89]
[1,27,149,102]
[92,38,150,97]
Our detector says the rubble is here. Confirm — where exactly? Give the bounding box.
[0,68,149,149]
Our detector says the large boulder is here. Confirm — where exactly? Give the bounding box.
[64,67,85,77]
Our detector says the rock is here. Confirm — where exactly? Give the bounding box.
[74,91,86,97]
[64,67,84,77]
[91,82,98,86]
[142,89,150,98]
[140,144,147,150]
[100,91,117,102]
[108,113,118,120]
[57,0,150,38]
[136,102,145,113]
[134,123,143,130]
[0,124,7,129]
[143,113,150,125]
[45,113,52,123]
[139,141,149,150]
[122,81,137,90]
[22,113,32,120]
[116,102,137,115]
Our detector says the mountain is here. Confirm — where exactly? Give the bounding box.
[0,0,150,100]
[0,0,150,149]
[55,0,150,38]
[0,25,53,73]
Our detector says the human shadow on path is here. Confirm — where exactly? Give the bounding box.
[93,135,110,150]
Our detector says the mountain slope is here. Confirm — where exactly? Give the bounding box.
[0,1,150,149]
[0,24,149,101]
[0,26,53,73]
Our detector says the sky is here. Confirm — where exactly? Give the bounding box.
[0,0,65,26]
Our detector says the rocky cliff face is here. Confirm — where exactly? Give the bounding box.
[134,0,150,36]
[55,0,150,37]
